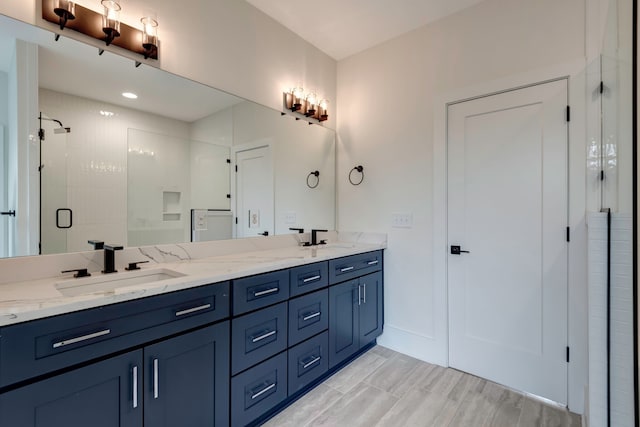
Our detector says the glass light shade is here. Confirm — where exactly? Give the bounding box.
[54,0,76,19]
[292,85,304,101]
[306,91,318,107]
[101,0,121,35]
[141,15,158,48]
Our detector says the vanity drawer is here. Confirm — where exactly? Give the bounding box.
[231,351,287,427]
[328,250,382,284]
[289,262,328,297]
[231,302,287,375]
[233,270,289,315]
[288,289,328,347]
[288,331,328,396]
[0,281,230,388]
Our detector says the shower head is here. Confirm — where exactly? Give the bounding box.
[54,127,71,134]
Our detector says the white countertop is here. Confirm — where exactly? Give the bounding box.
[0,232,386,327]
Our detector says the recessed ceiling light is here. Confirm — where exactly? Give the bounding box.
[100,110,115,117]
[122,92,138,99]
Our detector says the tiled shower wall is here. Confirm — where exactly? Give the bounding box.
[39,88,190,252]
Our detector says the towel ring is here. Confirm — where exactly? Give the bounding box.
[307,170,320,189]
[349,165,364,186]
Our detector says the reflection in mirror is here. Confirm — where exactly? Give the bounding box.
[0,13,336,259]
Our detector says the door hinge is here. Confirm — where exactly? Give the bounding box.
[565,106,570,122]
[38,128,45,140]
[600,170,605,181]
[566,226,570,242]
[600,81,604,94]
[566,346,570,363]
[235,217,238,225]
[235,165,238,172]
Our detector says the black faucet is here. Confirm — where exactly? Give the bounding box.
[103,244,123,274]
[289,227,304,233]
[88,240,104,250]
[310,229,328,246]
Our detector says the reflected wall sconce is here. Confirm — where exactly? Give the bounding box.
[283,85,329,125]
[42,0,159,62]
[307,170,320,189]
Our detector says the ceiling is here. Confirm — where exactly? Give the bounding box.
[245,0,487,60]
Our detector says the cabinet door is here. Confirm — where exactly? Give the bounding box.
[144,322,230,427]
[0,350,142,427]
[328,279,359,368]
[358,271,383,347]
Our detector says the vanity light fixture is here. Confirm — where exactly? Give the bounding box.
[101,0,121,46]
[53,0,75,31]
[282,85,329,125]
[42,0,159,62]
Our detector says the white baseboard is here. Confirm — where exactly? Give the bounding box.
[376,324,447,367]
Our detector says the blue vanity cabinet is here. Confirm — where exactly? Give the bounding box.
[0,350,143,427]
[328,251,384,369]
[143,322,230,427]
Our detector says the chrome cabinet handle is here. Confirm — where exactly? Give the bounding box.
[302,275,321,283]
[303,312,321,321]
[302,356,321,369]
[358,285,362,306]
[367,260,379,265]
[340,266,354,272]
[252,330,276,343]
[175,303,211,317]
[251,382,276,399]
[153,358,159,399]
[53,329,111,348]
[363,283,367,304]
[132,365,138,409]
[254,287,278,297]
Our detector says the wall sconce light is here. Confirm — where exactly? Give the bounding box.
[282,85,329,125]
[42,0,159,62]
[53,0,75,30]
[141,14,158,59]
[101,0,121,46]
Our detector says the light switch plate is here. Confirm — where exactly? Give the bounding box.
[391,212,413,228]
[284,211,297,224]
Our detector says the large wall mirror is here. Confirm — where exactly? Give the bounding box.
[0,13,336,259]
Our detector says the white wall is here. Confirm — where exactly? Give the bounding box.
[337,0,587,413]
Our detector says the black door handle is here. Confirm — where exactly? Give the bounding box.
[451,245,470,255]
[56,208,72,229]
[258,231,269,236]
[0,210,15,217]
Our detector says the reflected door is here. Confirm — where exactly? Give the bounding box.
[235,146,273,238]
[447,79,569,404]
[40,115,69,255]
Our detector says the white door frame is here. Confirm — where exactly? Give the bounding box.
[432,58,589,412]
[230,139,274,239]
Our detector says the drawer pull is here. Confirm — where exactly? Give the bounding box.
[302,275,321,283]
[302,356,321,369]
[367,260,379,265]
[251,382,276,399]
[132,365,138,409]
[52,329,111,348]
[340,266,354,272]
[175,303,211,317]
[153,358,159,399]
[254,287,279,297]
[252,330,276,343]
[303,312,321,321]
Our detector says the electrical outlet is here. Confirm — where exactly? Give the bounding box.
[391,212,413,228]
[284,211,297,224]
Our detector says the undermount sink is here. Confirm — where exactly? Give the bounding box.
[55,268,186,297]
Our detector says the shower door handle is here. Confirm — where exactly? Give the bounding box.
[0,210,15,217]
[56,208,73,229]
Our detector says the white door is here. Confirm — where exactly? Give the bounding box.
[235,146,274,238]
[447,79,569,404]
